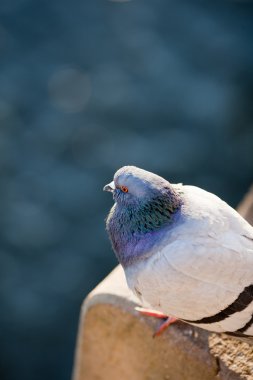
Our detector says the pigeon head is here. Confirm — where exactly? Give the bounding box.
[104,166,183,266]
[103,166,174,206]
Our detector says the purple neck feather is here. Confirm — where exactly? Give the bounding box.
[106,188,183,267]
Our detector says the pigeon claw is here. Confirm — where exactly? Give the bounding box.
[135,306,178,337]
[153,316,178,338]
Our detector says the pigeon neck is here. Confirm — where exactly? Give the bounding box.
[106,187,183,267]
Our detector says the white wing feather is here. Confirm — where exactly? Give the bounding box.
[125,185,253,334]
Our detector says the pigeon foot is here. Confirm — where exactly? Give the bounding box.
[135,307,177,337]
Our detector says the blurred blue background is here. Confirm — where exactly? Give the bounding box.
[0,0,253,379]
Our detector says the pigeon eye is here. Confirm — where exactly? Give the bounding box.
[120,185,128,193]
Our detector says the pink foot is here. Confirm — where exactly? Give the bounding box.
[153,316,178,337]
[135,306,178,337]
[135,307,169,319]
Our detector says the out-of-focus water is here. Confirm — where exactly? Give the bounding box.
[0,1,253,379]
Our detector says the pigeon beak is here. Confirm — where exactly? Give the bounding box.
[103,181,115,192]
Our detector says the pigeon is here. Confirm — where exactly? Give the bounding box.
[103,166,253,340]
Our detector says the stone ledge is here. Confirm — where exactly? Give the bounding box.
[73,265,253,380]
[73,187,253,380]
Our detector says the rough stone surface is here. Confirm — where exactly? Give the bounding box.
[209,335,253,380]
[73,187,253,380]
